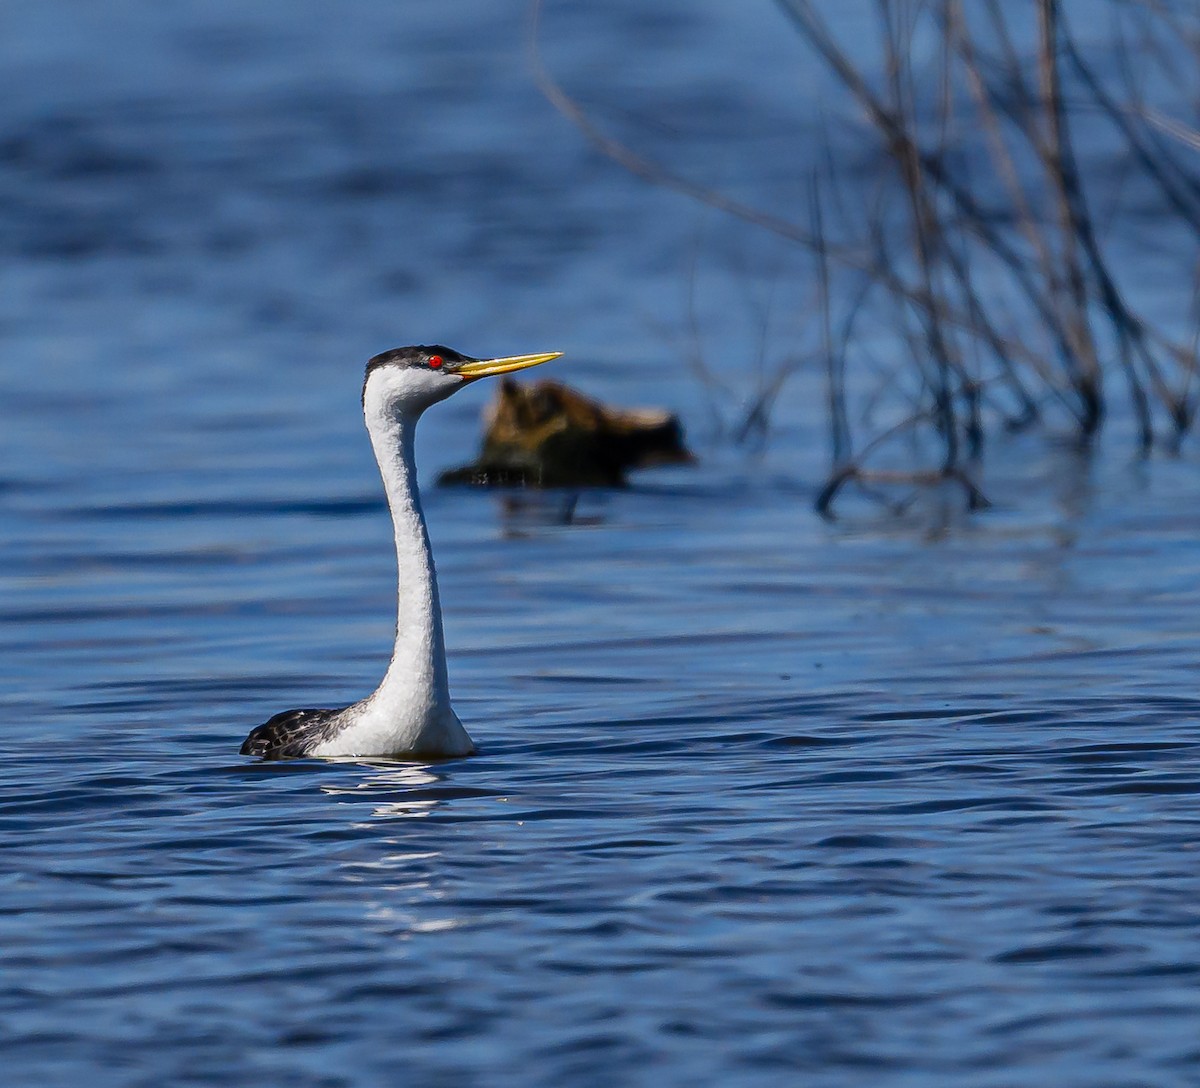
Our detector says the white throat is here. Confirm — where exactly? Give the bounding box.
[311,390,473,758]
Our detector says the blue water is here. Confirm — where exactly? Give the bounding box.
[3,2,1200,1085]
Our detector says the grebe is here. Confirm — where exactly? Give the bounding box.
[240,345,563,760]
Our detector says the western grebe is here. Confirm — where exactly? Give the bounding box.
[240,345,563,760]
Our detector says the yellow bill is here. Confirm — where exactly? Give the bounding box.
[451,352,564,380]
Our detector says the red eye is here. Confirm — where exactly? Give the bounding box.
[429,355,443,368]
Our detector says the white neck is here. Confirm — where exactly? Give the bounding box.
[373,409,453,705]
[312,394,473,758]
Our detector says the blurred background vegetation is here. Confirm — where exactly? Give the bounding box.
[536,0,1200,514]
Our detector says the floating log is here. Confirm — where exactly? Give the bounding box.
[438,378,694,487]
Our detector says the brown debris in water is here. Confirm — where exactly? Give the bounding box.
[438,378,694,488]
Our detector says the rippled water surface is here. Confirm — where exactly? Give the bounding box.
[3,3,1200,1085]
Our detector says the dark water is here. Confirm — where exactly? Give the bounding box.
[3,3,1200,1085]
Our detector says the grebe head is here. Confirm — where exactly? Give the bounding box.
[363,345,563,419]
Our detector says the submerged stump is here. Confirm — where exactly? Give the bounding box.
[438,378,694,488]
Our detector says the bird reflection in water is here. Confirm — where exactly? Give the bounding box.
[322,762,472,936]
[319,760,445,821]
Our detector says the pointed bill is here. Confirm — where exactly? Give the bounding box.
[450,352,563,381]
